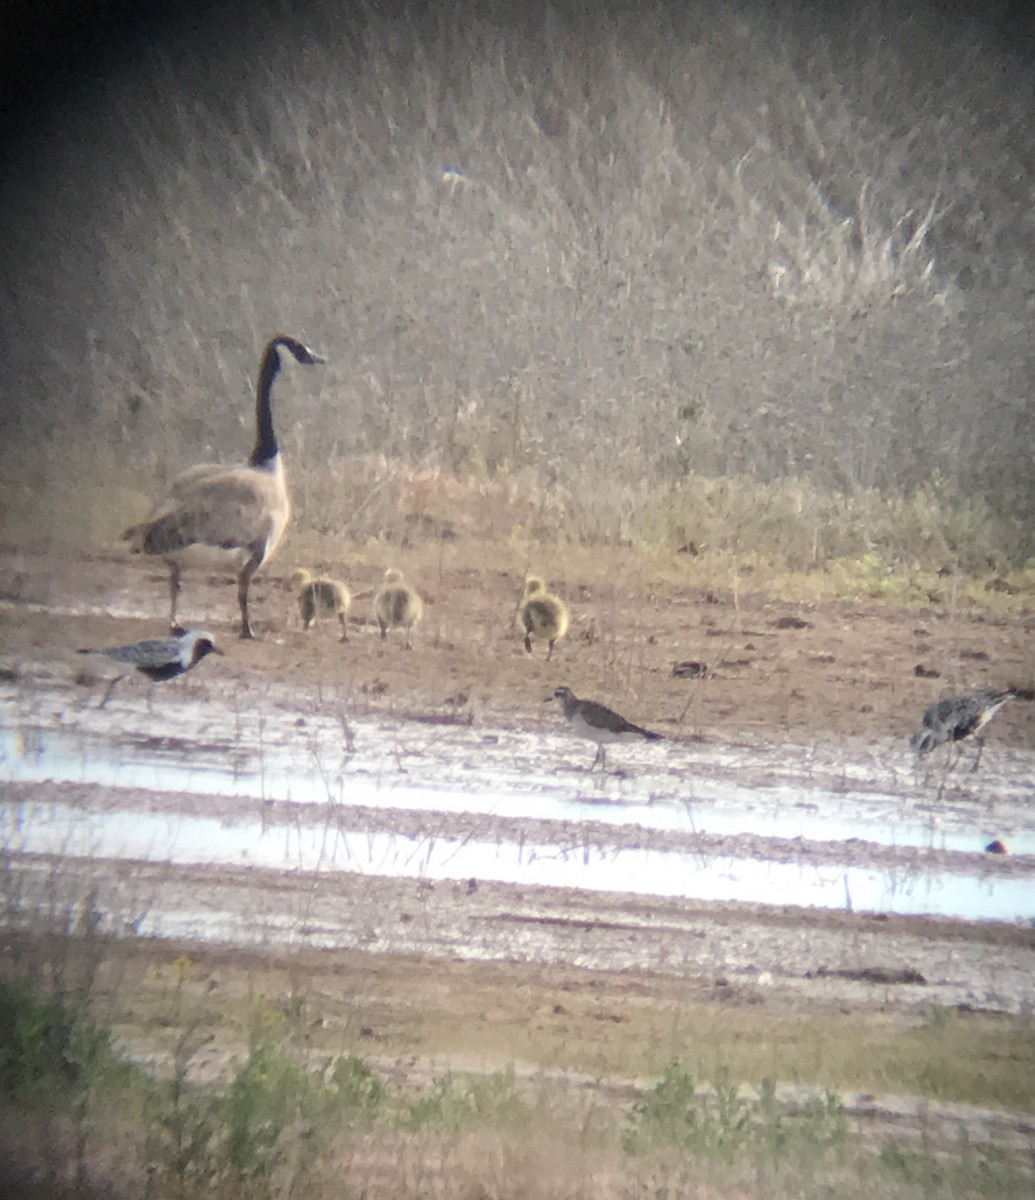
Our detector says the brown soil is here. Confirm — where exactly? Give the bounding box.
[1,542,1034,1154]
[4,542,1033,745]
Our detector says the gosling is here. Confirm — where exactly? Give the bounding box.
[374,568,423,649]
[291,568,351,641]
[520,576,569,660]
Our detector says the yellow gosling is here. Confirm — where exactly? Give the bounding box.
[374,568,423,649]
[291,568,352,641]
[520,575,569,660]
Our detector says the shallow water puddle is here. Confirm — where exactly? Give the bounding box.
[3,712,1032,857]
[3,701,1034,923]
[3,796,1031,923]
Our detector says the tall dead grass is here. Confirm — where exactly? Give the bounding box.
[1,0,1033,569]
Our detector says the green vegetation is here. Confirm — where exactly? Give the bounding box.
[622,1062,847,1161]
[0,976,124,1106]
[0,950,1031,1199]
[2,0,1034,574]
[879,1141,1033,1197]
[399,1068,530,1133]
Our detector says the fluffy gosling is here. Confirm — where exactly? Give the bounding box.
[291,568,351,641]
[374,568,423,649]
[520,576,569,660]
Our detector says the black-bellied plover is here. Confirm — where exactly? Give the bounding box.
[910,687,1017,771]
[123,335,324,638]
[78,628,223,706]
[552,685,662,770]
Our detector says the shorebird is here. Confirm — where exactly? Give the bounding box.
[552,685,662,770]
[520,576,569,659]
[291,568,351,641]
[910,687,1017,771]
[78,628,223,707]
[123,334,324,638]
[374,568,423,649]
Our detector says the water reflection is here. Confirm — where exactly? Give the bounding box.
[3,791,1032,924]
[2,699,1034,924]
[3,718,1032,856]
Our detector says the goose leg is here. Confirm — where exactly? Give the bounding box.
[237,552,263,639]
[338,612,348,643]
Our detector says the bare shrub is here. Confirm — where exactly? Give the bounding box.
[2,0,1033,564]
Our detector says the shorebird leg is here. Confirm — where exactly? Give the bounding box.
[168,563,182,632]
[98,674,125,710]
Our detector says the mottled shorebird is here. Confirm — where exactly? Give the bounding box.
[910,687,1017,771]
[78,628,223,706]
[520,576,569,659]
[123,335,324,638]
[291,568,351,641]
[552,685,662,770]
[374,568,423,649]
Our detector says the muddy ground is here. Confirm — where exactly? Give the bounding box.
[5,541,1034,742]
[1,542,1034,1149]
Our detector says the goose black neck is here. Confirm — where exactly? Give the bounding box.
[249,339,283,468]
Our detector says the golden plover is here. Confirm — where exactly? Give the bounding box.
[552,685,662,770]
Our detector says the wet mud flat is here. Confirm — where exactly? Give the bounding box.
[1,544,1034,1162]
[7,805,1035,1018]
[3,645,1034,1015]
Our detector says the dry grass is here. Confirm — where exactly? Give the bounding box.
[18,939,1026,1121]
[3,447,1034,620]
[2,1,1035,570]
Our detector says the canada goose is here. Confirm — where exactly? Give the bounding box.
[520,576,569,659]
[910,687,1018,772]
[123,334,325,639]
[374,568,423,649]
[291,568,351,641]
[552,685,662,770]
[78,628,222,707]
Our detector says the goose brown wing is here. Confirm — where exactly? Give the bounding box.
[137,470,286,555]
[164,462,237,500]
